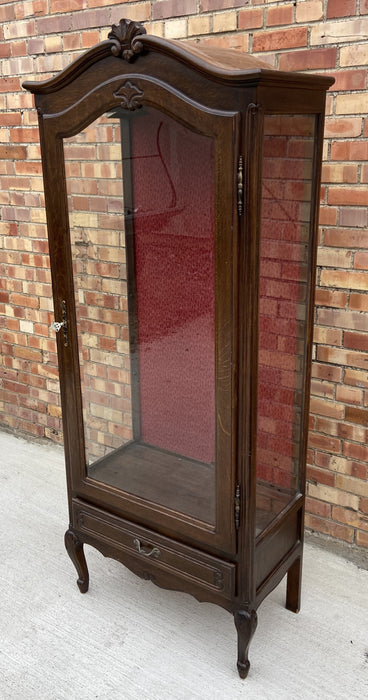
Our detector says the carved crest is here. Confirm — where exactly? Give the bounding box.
[113,80,144,111]
[108,18,146,61]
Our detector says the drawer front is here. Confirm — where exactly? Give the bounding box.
[72,501,235,599]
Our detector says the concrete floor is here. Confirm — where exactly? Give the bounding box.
[0,430,367,700]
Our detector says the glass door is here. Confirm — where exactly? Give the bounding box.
[62,93,238,544]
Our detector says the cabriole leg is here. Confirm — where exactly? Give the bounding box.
[234,608,258,679]
[64,529,89,594]
[286,556,302,613]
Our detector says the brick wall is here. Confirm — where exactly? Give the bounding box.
[1,0,367,550]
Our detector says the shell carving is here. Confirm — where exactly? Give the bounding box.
[108,18,146,61]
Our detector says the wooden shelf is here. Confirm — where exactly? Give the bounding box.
[88,441,216,525]
[88,441,294,533]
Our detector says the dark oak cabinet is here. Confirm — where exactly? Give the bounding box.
[24,19,333,677]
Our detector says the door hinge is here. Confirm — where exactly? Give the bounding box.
[234,483,241,529]
[237,155,244,216]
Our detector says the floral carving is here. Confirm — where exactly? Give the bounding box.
[114,80,144,111]
[108,18,146,61]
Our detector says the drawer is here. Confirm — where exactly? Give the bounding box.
[72,500,235,599]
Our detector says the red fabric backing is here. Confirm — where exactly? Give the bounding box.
[130,108,215,464]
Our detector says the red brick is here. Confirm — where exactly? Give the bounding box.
[199,0,245,10]
[27,38,45,54]
[13,346,43,363]
[81,31,100,49]
[349,294,368,312]
[266,5,293,27]
[322,163,357,183]
[88,0,124,5]
[0,224,18,240]
[317,346,368,371]
[356,531,368,548]
[0,4,16,21]
[324,117,362,138]
[336,383,363,404]
[238,8,263,29]
[0,112,22,127]
[3,379,30,396]
[320,269,368,290]
[296,0,323,21]
[360,498,368,515]
[330,69,367,91]
[312,362,342,383]
[10,128,40,144]
[253,27,307,53]
[331,140,368,161]
[71,8,111,30]
[319,206,338,226]
[307,466,336,487]
[327,0,357,18]
[324,228,368,248]
[344,331,368,352]
[196,33,250,52]
[315,290,347,308]
[50,0,84,11]
[344,368,368,389]
[337,422,368,446]
[340,209,368,228]
[0,78,21,93]
[313,326,342,346]
[353,252,368,270]
[153,0,196,20]
[328,187,368,206]
[345,405,368,425]
[0,42,11,59]
[306,497,331,518]
[308,432,341,454]
[10,293,39,309]
[10,43,26,62]
[279,47,337,72]
[310,397,344,420]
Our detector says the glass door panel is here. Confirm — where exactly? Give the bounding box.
[256,114,316,536]
[64,107,216,525]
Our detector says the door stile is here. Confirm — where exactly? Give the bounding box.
[36,114,88,515]
[237,101,264,603]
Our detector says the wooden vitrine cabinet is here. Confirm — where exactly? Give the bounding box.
[24,19,333,677]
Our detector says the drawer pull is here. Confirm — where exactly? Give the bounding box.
[133,538,160,559]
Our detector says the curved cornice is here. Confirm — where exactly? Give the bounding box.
[23,17,335,95]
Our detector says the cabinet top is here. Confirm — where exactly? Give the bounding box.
[23,17,334,96]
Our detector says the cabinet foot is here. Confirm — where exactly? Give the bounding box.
[234,608,258,679]
[64,529,89,594]
[286,556,302,613]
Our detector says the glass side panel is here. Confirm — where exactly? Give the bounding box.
[256,114,315,536]
[64,107,216,525]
